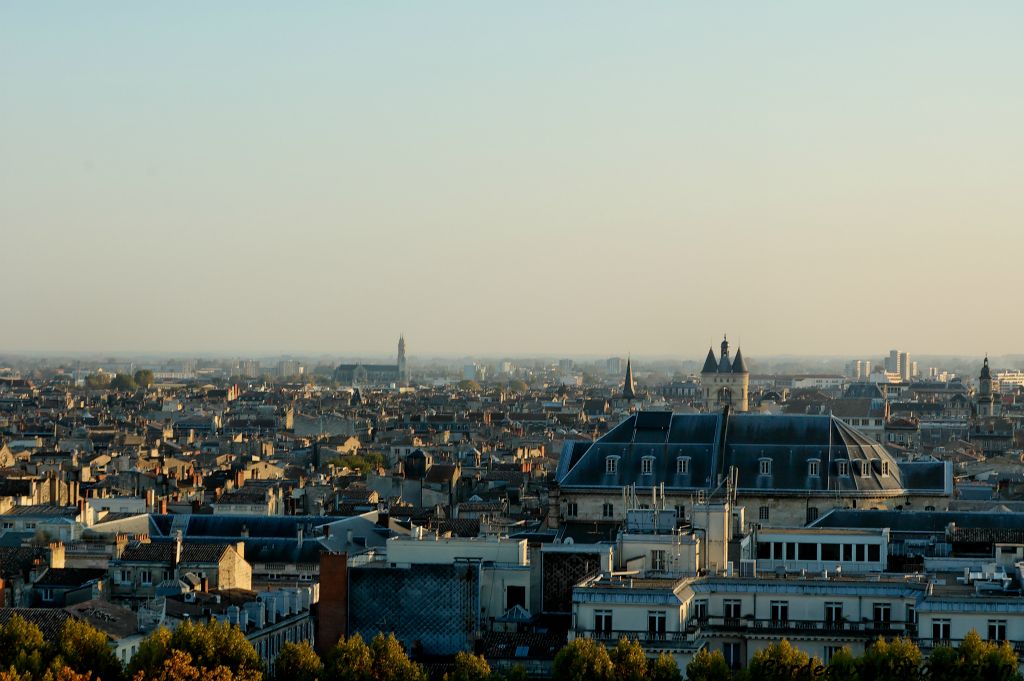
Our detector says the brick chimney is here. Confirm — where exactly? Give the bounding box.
[115,533,129,559]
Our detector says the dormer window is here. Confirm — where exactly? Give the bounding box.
[881,461,890,477]
[836,460,849,476]
[860,461,871,478]
[605,456,619,474]
[759,458,772,476]
[641,456,655,475]
[808,459,820,477]
[677,457,690,475]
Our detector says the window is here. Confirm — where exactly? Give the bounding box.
[856,544,865,562]
[798,543,817,560]
[821,543,840,561]
[506,585,526,610]
[808,460,820,477]
[757,542,771,559]
[651,550,667,571]
[693,599,708,623]
[860,461,871,478]
[837,461,849,476]
[724,599,742,621]
[565,502,578,518]
[759,506,770,522]
[988,620,1007,642]
[770,601,789,625]
[675,504,686,519]
[759,458,772,476]
[872,604,891,629]
[676,457,690,474]
[868,544,881,562]
[933,618,951,641]
[605,457,618,474]
[906,605,917,626]
[595,610,613,636]
[825,602,843,626]
[843,544,854,561]
[139,569,152,585]
[41,588,55,602]
[602,503,614,518]
[641,457,654,475]
[118,569,130,584]
[881,461,890,476]
[806,507,819,523]
[648,611,667,638]
[723,642,742,670]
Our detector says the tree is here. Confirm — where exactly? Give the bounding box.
[925,630,1022,681]
[448,651,491,681]
[274,641,321,681]
[507,380,528,393]
[457,380,481,392]
[859,636,921,681]
[85,373,112,389]
[368,633,426,681]
[110,373,138,391]
[134,370,155,388]
[649,653,681,681]
[56,618,125,681]
[825,647,859,681]
[609,637,646,681]
[323,633,373,681]
[747,640,814,681]
[0,615,52,678]
[685,648,730,681]
[551,638,614,681]
[129,621,262,681]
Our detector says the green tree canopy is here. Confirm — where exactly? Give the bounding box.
[323,633,373,681]
[134,370,155,388]
[56,618,125,681]
[925,630,1022,681]
[457,380,481,392]
[274,641,321,681]
[648,652,681,681]
[129,621,262,681]
[85,373,112,389]
[824,646,859,681]
[0,615,51,678]
[609,636,647,681]
[110,373,138,391]
[448,651,491,681]
[747,640,813,681]
[859,636,921,681]
[368,633,426,681]
[551,638,614,681]
[685,648,730,681]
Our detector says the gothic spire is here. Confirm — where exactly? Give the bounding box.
[623,357,637,400]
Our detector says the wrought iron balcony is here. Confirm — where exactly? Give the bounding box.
[574,628,704,649]
[692,615,912,637]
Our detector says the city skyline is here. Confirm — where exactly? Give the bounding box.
[3,3,1023,356]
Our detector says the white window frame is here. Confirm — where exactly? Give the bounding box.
[836,460,849,476]
[759,458,772,476]
[605,456,618,474]
[759,506,770,522]
[676,457,690,475]
[641,456,654,475]
[808,459,820,477]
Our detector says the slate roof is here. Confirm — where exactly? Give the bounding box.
[0,608,72,640]
[34,567,106,588]
[116,541,230,564]
[812,509,1024,535]
[557,412,950,497]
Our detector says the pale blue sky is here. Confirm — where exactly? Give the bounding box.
[2,3,1021,357]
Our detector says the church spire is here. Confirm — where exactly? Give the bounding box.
[622,357,637,400]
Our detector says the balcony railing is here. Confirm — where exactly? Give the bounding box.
[575,629,703,649]
[692,615,912,637]
[916,639,1024,655]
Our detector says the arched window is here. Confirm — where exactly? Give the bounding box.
[641,456,655,475]
[605,456,619,474]
[676,456,691,475]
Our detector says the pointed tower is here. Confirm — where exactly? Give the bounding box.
[397,334,408,385]
[622,358,637,400]
[978,356,994,417]
[700,334,749,412]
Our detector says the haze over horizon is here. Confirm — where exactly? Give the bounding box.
[3,2,1022,357]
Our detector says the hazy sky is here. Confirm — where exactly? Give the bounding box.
[2,3,1021,358]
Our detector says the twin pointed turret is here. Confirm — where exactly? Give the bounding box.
[702,335,748,375]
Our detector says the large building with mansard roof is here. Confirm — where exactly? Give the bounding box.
[554,410,952,528]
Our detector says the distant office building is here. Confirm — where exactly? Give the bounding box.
[847,360,872,381]
[606,357,626,375]
[899,352,911,381]
[238,359,260,379]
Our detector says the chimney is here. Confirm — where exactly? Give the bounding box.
[235,542,245,560]
[145,489,155,512]
[174,530,182,565]
[200,576,209,593]
[48,542,66,569]
[115,533,129,559]
[235,470,245,489]
[159,499,168,515]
